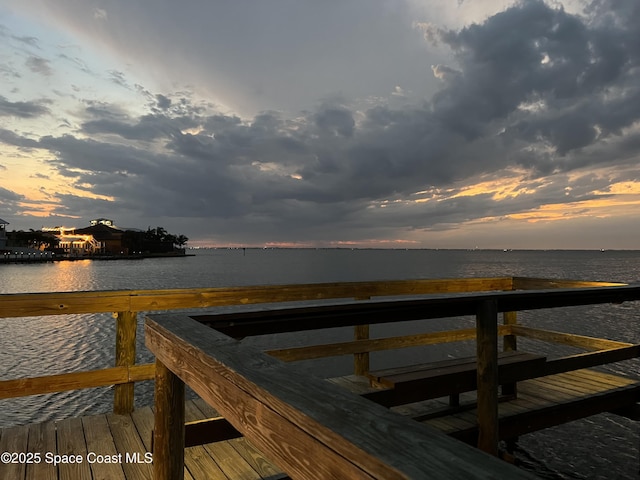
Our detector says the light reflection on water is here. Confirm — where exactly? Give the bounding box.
[1,249,640,479]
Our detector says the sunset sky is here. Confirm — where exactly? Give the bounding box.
[1,0,639,249]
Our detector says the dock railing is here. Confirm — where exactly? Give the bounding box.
[0,276,632,418]
[144,280,640,477]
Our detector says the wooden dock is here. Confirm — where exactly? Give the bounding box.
[0,399,287,480]
[2,277,640,479]
[2,367,637,480]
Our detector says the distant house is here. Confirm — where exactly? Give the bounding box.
[0,218,8,249]
[74,222,125,254]
[57,233,101,256]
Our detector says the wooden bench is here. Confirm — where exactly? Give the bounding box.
[363,351,547,408]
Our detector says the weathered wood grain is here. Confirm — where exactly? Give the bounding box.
[25,422,57,480]
[153,359,185,480]
[0,277,515,318]
[57,417,92,480]
[0,425,29,480]
[511,325,634,351]
[81,415,126,480]
[0,364,155,399]
[115,310,138,414]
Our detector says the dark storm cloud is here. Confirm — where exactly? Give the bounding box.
[0,187,24,218]
[434,0,640,163]
[3,0,640,245]
[0,96,50,118]
[0,186,24,202]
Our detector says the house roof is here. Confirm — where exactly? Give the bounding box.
[74,223,123,240]
[0,218,8,225]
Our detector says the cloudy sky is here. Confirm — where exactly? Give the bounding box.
[1,0,639,249]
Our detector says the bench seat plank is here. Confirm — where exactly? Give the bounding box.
[364,351,546,407]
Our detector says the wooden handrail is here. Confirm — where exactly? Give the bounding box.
[0,277,515,318]
[266,326,512,362]
[0,277,635,416]
[0,363,154,399]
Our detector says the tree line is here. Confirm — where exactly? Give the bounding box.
[6,226,189,254]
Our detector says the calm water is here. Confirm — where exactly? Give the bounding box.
[1,248,639,479]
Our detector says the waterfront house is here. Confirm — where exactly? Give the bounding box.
[74,222,125,254]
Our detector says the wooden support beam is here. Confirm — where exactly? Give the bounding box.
[354,324,370,376]
[153,359,185,480]
[476,299,499,456]
[184,417,242,447]
[114,310,137,414]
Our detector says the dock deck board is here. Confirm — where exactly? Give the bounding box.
[1,369,638,480]
[0,400,289,480]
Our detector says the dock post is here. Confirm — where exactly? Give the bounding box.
[476,299,499,456]
[354,324,370,376]
[502,311,518,397]
[154,359,185,480]
[114,310,137,414]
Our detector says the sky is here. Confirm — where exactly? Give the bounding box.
[1,0,639,249]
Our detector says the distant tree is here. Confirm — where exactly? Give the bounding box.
[140,226,187,252]
[7,230,59,250]
[175,234,189,248]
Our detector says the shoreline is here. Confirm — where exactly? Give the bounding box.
[0,252,193,264]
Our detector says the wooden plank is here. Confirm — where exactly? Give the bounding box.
[195,284,640,339]
[130,407,155,451]
[476,299,499,455]
[543,346,640,375]
[0,277,514,319]
[191,398,219,418]
[106,413,153,480]
[133,277,515,312]
[511,325,634,351]
[369,351,544,385]
[182,401,228,480]
[57,417,92,480]
[183,445,226,480]
[571,368,639,387]
[115,310,138,414]
[0,364,155,399]
[153,359,185,480]
[228,438,288,480]
[81,415,126,480]
[26,421,57,480]
[0,425,29,480]
[146,313,536,480]
[268,327,511,362]
[203,441,264,480]
[0,290,132,317]
[512,277,626,290]
[327,375,379,396]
